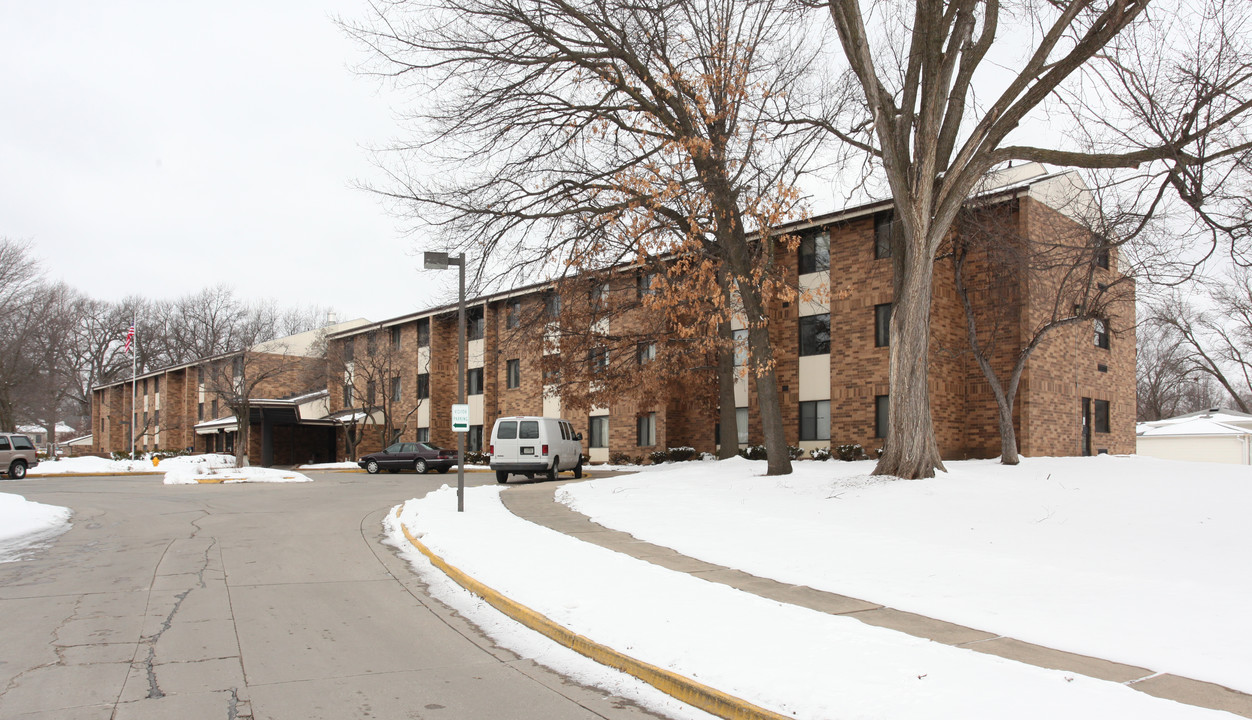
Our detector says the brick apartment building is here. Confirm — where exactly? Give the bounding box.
[92,320,369,464]
[90,164,1135,465]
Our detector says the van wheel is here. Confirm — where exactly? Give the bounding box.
[9,461,26,479]
[573,457,583,479]
[546,457,558,481]
[496,471,509,484]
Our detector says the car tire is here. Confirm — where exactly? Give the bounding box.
[414,459,428,474]
[366,460,380,474]
[573,457,583,479]
[387,468,399,473]
[9,461,26,480]
[438,466,450,474]
[496,470,509,484]
[546,457,558,482]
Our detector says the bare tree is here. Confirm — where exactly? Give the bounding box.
[347,0,826,474]
[819,0,1252,478]
[1136,316,1222,421]
[328,329,428,453]
[1148,266,1252,414]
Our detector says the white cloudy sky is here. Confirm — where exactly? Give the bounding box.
[0,0,457,324]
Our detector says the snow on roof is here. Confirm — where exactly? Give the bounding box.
[1138,416,1252,437]
[17,423,76,434]
[1138,408,1252,430]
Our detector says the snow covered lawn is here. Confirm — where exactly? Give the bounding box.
[27,455,169,475]
[559,455,1252,695]
[389,466,1237,719]
[0,492,71,562]
[163,455,312,484]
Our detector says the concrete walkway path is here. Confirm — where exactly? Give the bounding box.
[499,479,1252,719]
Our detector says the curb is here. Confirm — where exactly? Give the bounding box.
[396,507,791,720]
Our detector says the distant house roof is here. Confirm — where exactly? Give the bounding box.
[1137,408,1252,435]
[1138,416,1252,438]
[18,422,77,434]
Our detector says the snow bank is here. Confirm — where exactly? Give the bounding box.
[390,483,1228,720]
[559,455,1252,694]
[0,492,71,562]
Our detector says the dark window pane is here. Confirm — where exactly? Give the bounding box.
[800,400,830,441]
[416,373,430,400]
[875,303,892,347]
[874,211,894,259]
[1094,318,1110,349]
[1094,400,1110,433]
[497,421,518,440]
[875,395,889,438]
[798,231,831,274]
[799,314,831,356]
[417,320,430,347]
[519,421,540,439]
[467,368,484,395]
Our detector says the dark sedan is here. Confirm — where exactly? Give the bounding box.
[358,442,457,474]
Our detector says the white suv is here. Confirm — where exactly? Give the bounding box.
[489,417,583,483]
[0,433,39,479]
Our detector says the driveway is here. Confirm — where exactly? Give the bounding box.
[0,471,665,720]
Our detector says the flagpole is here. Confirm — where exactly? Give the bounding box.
[130,316,136,460]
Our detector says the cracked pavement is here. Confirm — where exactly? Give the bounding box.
[0,472,668,720]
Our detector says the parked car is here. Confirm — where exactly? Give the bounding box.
[489,416,583,483]
[358,442,456,474]
[0,433,39,479]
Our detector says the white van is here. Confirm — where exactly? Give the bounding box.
[489,416,584,483]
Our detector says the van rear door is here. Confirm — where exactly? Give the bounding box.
[517,419,541,460]
[494,420,518,463]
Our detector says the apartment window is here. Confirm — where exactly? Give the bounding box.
[198,402,204,421]
[417,319,430,347]
[637,342,656,366]
[799,314,831,356]
[544,368,561,385]
[590,282,610,307]
[1094,318,1110,349]
[468,306,485,341]
[733,328,749,367]
[590,347,609,374]
[197,366,204,384]
[875,303,892,347]
[366,380,376,406]
[416,373,430,400]
[1094,400,1110,433]
[367,331,378,356]
[506,299,521,329]
[391,376,402,403]
[153,377,160,394]
[875,395,889,438]
[589,416,609,448]
[154,409,160,428]
[636,271,656,298]
[467,368,484,396]
[506,359,521,389]
[343,337,355,362]
[545,292,561,318]
[874,210,894,259]
[798,230,831,274]
[343,384,354,407]
[736,407,749,445]
[637,412,656,447]
[391,326,402,350]
[800,400,830,441]
[142,378,148,394]
[468,425,483,453]
[233,356,244,380]
[416,427,430,442]
[211,399,218,418]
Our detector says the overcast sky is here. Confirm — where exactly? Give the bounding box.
[0,0,459,325]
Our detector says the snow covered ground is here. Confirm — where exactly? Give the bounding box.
[0,492,71,562]
[388,455,1249,719]
[20,454,313,484]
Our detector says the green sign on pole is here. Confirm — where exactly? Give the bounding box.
[451,403,470,433]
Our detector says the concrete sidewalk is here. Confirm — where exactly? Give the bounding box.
[499,479,1252,719]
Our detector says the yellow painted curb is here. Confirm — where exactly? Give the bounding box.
[398,511,791,720]
[195,477,226,484]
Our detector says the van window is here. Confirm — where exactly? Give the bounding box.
[559,422,569,440]
[497,421,517,440]
[11,436,33,450]
[519,421,540,439]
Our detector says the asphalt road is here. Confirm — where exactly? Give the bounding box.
[0,470,669,720]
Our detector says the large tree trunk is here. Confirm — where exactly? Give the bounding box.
[740,292,791,476]
[716,320,739,459]
[873,245,945,478]
[235,405,250,467]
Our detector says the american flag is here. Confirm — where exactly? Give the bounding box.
[124,324,135,354]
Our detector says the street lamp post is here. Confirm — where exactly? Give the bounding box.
[423,251,468,512]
